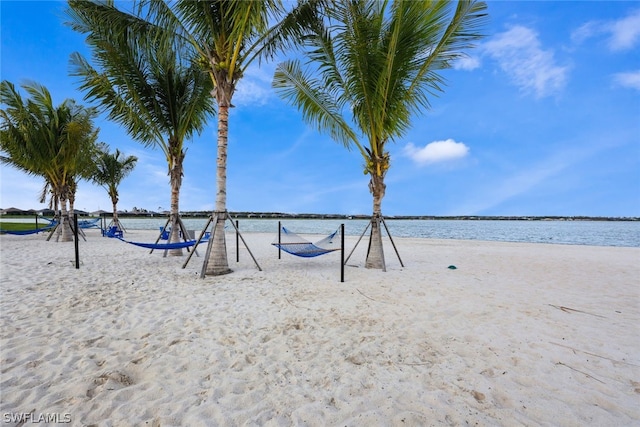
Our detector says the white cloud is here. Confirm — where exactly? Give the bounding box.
[613,70,640,91]
[572,9,640,52]
[454,55,481,71]
[571,21,600,45]
[233,63,276,107]
[403,139,469,165]
[483,25,569,98]
[610,9,640,50]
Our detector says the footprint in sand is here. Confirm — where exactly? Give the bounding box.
[86,371,134,399]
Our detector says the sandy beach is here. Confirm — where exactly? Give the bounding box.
[1,228,638,426]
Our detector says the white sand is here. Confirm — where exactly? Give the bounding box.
[1,228,638,426]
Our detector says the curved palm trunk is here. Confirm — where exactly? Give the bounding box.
[365,173,386,269]
[168,149,185,257]
[205,102,232,276]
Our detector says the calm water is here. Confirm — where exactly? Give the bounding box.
[109,218,640,248]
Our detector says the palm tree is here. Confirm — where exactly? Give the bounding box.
[96,0,320,274]
[90,143,138,230]
[0,80,99,242]
[171,0,322,275]
[273,0,487,269]
[67,0,216,255]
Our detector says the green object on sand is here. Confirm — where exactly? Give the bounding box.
[448,265,457,270]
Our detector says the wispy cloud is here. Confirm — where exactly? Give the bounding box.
[482,25,569,98]
[233,63,277,107]
[572,9,640,51]
[453,54,481,71]
[403,139,470,166]
[452,136,625,215]
[613,70,640,91]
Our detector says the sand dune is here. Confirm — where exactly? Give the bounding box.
[1,229,638,426]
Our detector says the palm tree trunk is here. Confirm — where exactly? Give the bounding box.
[109,188,120,230]
[59,197,74,242]
[365,173,386,269]
[205,101,232,276]
[168,149,185,256]
[111,200,118,227]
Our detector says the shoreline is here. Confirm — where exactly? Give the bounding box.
[2,211,639,221]
[1,230,639,425]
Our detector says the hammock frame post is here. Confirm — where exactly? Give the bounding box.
[150,216,196,258]
[73,213,80,269]
[227,213,262,272]
[181,215,213,270]
[199,213,218,278]
[340,223,345,283]
[278,221,282,259]
[345,215,403,270]
[163,217,196,258]
[344,220,371,265]
[69,214,87,242]
[150,217,171,253]
[46,211,60,241]
[380,216,404,268]
[182,211,262,276]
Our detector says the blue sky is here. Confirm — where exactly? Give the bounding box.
[1,1,639,217]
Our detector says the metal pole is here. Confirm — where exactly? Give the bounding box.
[182,216,213,269]
[278,221,281,259]
[152,217,171,255]
[344,219,371,264]
[200,214,218,278]
[236,220,239,262]
[340,223,345,283]
[380,216,405,267]
[73,213,80,269]
[226,212,262,271]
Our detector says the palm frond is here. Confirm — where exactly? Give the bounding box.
[273,60,363,155]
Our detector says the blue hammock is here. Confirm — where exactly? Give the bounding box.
[117,237,208,250]
[272,227,341,258]
[78,218,101,228]
[0,224,56,235]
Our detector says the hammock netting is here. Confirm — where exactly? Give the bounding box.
[78,218,100,228]
[117,237,207,250]
[272,227,341,258]
[0,224,55,235]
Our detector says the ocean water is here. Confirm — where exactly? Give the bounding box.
[110,218,640,248]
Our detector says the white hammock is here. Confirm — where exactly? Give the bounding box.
[272,227,341,258]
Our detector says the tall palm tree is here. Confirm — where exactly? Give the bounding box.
[67,0,216,255]
[91,143,138,229]
[273,0,487,269]
[0,80,99,242]
[128,0,322,275]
